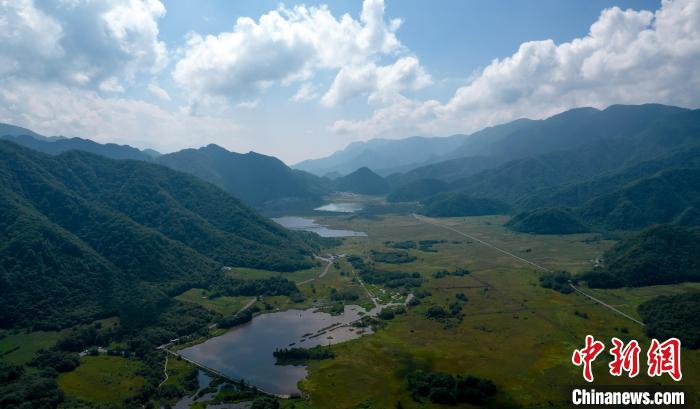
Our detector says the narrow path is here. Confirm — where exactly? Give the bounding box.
[298,255,344,285]
[163,349,290,398]
[158,355,169,388]
[569,283,645,326]
[238,298,257,314]
[413,214,644,327]
[413,214,552,272]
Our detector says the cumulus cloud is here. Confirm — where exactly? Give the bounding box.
[0,80,241,152]
[0,0,168,91]
[333,0,700,138]
[172,0,428,108]
[321,56,431,106]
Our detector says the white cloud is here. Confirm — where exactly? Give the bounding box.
[333,0,700,139]
[291,83,321,102]
[99,77,125,93]
[0,80,241,152]
[0,0,168,91]
[147,81,171,101]
[172,0,427,109]
[235,99,260,109]
[321,56,431,107]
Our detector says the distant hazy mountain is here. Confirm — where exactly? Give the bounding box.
[1,124,329,208]
[0,141,317,328]
[156,144,329,207]
[413,107,699,205]
[298,104,685,179]
[425,108,700,231]
[2,134,152,161]
[293,135,468,177]
[332,166,389,195]
[0,123,49,140]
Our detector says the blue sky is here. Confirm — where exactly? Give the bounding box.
[1,0,697,163]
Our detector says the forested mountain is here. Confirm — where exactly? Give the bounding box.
[579,168,700,230]
[297,104,685,179]
[332,167,390,195]
[581,225,700,288]
[1,127,331,209]
[506,208,589,234]
[387,178,449,203]
[419,192,510,217]
[156,144,329,207]
[384,107,700,232]
[0,141,317,329]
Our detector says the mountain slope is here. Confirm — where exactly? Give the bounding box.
[332,167,390,195]
[420,192,510,217]
[445,109,700,206]
[579,168,700,230]
[156,144,329,207]
[583,225,700,287]
[0,141,316,328]
[301,104,686,180]
[506,208,589,234]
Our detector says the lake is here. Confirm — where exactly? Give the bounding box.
[179,306,374,396]
[272,216,366,237]
[314,202,363,213]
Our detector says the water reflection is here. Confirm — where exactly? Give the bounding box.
[179,306,374,396]
[273,216,366,237]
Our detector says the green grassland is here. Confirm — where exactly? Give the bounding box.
[176,288,251,316]
[0,330,64,366]
[58,355,145,403]
[298,214,700,408]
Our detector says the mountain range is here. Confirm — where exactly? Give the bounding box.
[2,103,699,231]
[0,141,318,329]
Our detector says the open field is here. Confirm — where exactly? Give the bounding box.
[176,288,251,316]
[298,214,700,408]
[58,355,145,403]
[0,330,63,366]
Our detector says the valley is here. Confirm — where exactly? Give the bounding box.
[49,205,693,408]
[2,104,700,409]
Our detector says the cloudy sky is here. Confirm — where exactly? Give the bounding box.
[1,0,698,163]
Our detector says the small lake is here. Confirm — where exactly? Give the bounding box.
[314,202,363,213]
[273,216,366,237]
[179,306,374,396]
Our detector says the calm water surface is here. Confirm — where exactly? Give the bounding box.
[314,202,363,213]
[179,306,374,396]
[272,216,366,237]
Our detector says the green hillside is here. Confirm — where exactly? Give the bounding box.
[580,225,700,288]
[387,178,449,202]
[579,168,700,230]
[506,208,589,234]
[419,192,510,217]
[0,141,316,329]
[156,144,328,207]
[332,167,390,195]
